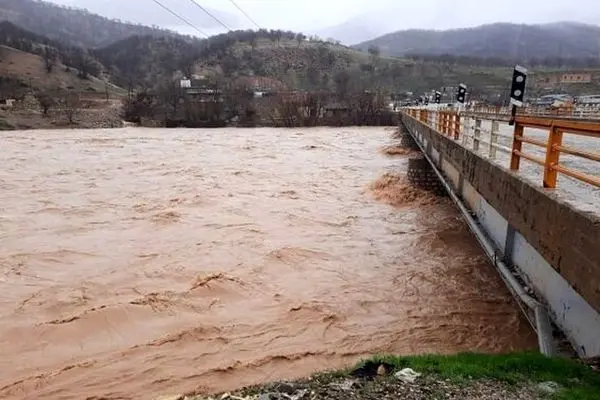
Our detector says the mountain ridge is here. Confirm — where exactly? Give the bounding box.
[354,22,600,60]
[0,0,186,48]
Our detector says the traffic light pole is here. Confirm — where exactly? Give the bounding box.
[509,105,517,126]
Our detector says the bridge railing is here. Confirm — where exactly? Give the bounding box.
[464,104,600,121]
[404,107,600,189]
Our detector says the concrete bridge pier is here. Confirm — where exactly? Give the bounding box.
[407,156,445,195]
[400,129,420,150]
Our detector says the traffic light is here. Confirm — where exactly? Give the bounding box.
[510,65,528,107]
[424,96,429,105]
[457,83,467,104]
[434,91,441,104]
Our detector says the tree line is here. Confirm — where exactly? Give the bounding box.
[120,76,396,128]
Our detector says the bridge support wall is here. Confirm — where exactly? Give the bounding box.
[401,114,600,358]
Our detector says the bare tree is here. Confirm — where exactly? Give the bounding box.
[34,90,56,116]
[157,82,183,119]
[368,45,381,69]
[179,55,196,80]
[60,91,81,124]
[274,30,283,46]
[249,36,258,52]
[299,92,327,126]
[72,50,99,79]
[121,90,158,124]
[333,70,351,98]
[42,47,57,73]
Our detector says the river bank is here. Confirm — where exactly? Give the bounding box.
[170,353,600,400]
[0,104,123,130]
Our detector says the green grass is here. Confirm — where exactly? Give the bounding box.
[360,353,600,400]
[0,117,15,130]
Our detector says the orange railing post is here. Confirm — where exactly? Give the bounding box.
[437,111,442,132]
[543,126,564,188]
[510,123,524,170]
[453,113,460,139]
[443,112,449,135]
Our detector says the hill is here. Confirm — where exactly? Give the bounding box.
[0,18,516,101]
[0,0,182,48]
[0,44,124,96]
[355,22,600,62]
[93,29,512,95]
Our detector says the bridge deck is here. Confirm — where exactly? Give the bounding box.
[407,108,600,215]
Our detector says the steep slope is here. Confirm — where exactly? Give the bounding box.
[355,22,600,60]
[0,44,124,95]
[93,35,197,89]
[0,0,181,48]
[0,21,124,100]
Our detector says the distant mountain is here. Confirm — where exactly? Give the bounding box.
[355,22,600,61]
[0,0,183,48]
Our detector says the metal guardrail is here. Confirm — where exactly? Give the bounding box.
[404,107,600,189]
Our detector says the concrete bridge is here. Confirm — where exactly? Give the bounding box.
[400,107,600,358]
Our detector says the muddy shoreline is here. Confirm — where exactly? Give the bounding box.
[164,353,600,400]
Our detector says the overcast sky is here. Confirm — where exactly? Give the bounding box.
[48,0,600,39]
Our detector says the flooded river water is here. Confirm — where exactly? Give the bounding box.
[0,127,536,399]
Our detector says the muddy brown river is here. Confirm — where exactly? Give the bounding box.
[0,127,536,399]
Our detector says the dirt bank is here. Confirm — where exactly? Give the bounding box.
[163,352,600,400]
[0,100,123,130]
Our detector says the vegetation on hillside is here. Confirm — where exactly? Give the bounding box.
[4,1,600,131]
[356,22,600,64]
[0,0,181,48]
[93,29,515,97]
[0,21,102,78]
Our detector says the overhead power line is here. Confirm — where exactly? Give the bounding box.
[187,0,232,31]
[227,0,261,30]
[150,0,208,37]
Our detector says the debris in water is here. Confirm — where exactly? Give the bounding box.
[190,273,240,290]
[369,173,442,208]
[152,210,182,224]
[391,126,406,138]
[379,144,416,157]
[395,368,421,383]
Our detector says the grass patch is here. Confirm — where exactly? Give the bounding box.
[361,352,600,399]
[0,118,15,130]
